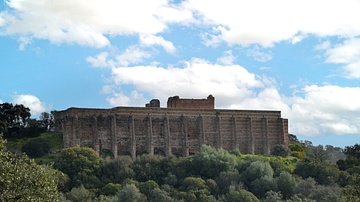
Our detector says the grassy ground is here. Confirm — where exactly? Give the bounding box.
[5,132,63,164]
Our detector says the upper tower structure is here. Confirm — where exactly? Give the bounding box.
[167,95,215,109]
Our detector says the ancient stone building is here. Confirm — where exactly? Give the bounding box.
[54,95,288,159]
[167,95,215,109]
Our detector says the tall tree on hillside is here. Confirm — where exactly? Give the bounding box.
[0,103,31,136]
[344,144,360,159]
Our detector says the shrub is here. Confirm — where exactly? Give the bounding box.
[21,137,50,158]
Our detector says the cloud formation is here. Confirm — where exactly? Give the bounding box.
[12,94,46,116]
[184,0,360,47]
[0,0,176,47]
[324,38,360,79]
[3,0,360,48]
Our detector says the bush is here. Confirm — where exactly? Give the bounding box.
[271,145,289,157]
[21,138,50,158]
[101,183,122,196]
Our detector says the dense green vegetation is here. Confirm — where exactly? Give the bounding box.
[2,102,360,201]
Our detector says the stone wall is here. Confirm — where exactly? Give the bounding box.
[167,95,215,109]
[54,106,288,158]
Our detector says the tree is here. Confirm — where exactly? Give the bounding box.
[133,154,165,182]
[180,177,212,201]
[294,159,340,185]
[21,137,50,158]
[39,111,54,131]
[0,103,31,137]
[139,180,159,198]
[149,188,174,202]
[295,177,341,202]
[215,169,241,195]
[271,144,289,157]
[191,145,238,179]
[65,184,93,202]
[99,155,134,184]
[241,161,274,187]
[54,147,103,181]
[264,191,283,202]
[276,171,296,199]
[342,174,360,202]
[118,184,146,202]
[250,175,277,198]
[101,183,122,196]
[225,189,260,202]
[344,144,360,159]
[308,145,329,162]
[0,136,59,201]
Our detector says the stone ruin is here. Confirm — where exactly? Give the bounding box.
[54,95,288,159]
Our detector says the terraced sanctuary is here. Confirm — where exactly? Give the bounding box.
[54,95,288,159]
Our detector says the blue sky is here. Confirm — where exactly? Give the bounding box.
[1,0,360,147]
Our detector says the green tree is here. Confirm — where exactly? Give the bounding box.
[21,137,50,158]
[149,188,174,202]
[54,147,103,181]
[271,144,289,157]
[241,161,274,187]
[0,103,31,137]
[250,175,277,198]
[215,169,241,195]
[139,180,159,198]
[191,144,238,179]
[225,189,260,202]
[344,144,360,159]
[294,159,340,185]
[133,154,165,182]
[118,184,146,202]
[101,183,122,196]
[264,191,283,202]
[66,184,93,202]
[308,145,329,162]
[342,174,360,202]
[295,177,340,202]
[99,155,134,184]
[0,136,59,201]
[39,111,54,131]
[181,177,212,201]
[276,171,296,199]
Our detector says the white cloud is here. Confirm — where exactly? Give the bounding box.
[323,38,360,79]
[87,47,153,68]
[86,52,116,67]
[0,0,179,48]
[12,94,46,116]
[115,46,152,67]
[4,0,360,49]
[183,0,360,47]
[86,52,114,68]
[315,40,331,51]
[288,85,360,136]
[107,90,146,107]
[140,35,176,54]
[216,50,235,65]
[155,4,194,24]
[17,36,31,50]
[110,58,264,108]
[246,46,272,62]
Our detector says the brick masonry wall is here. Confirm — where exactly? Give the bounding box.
[54,106,288,158]
[167,95,215,109]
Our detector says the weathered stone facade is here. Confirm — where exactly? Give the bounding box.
[54,96,288,158]
[167,95,215,109]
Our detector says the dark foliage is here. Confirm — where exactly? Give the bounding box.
[21,137,50,158]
